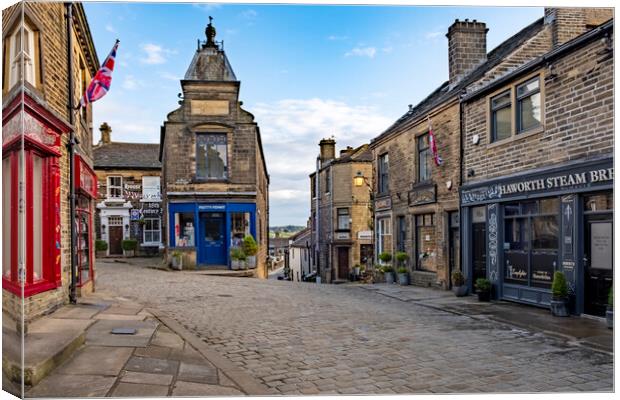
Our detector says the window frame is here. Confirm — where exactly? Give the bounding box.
[336,208,350,231]
[195,132,228,181]
[3,15,42,93]
[487,71,545,145]
[141,175,161,200]
[417,133,431,183]
[107,175,123,199]
[378,153,389,195]
[415,213,436,272]
[143,217,162,245]
[516,76,542,134]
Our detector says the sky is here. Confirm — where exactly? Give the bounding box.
[83,2,543,226]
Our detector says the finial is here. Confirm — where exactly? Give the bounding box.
[205,16,217,47]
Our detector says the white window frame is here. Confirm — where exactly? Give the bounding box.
[141,176,161,201]
[142,217,161,245]
[376,216,392,261]
[9,23,36,89]
[107,176,123,199]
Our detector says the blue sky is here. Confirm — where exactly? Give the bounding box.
[83,2,543,226]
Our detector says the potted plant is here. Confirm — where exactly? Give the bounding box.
[396,266,410,285]
[95,239,108,258]
[451,270,468,297]
[230,247,246,270]
[475,278,491,301]
[606,288,613,329]
[171,250,183,270]
[550,271,569,317]
[121,239,138,257]
[242,235,258,269]
[378,252,394,284]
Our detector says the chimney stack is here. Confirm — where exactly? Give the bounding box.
[544,8,612,47]
[100,122,112,145]
[446,19,488,86]
[340,146,354,157]
[319,138,336,163]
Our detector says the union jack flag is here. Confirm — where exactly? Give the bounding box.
[428,117,443,167]
[79,39,119,108]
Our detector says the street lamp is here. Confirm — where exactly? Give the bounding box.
[354,171,370,188]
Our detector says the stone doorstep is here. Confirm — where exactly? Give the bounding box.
[2,317,94,387]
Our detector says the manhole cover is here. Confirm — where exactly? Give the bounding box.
[111,328,137,335]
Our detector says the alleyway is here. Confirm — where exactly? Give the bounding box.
[96,259,613,394]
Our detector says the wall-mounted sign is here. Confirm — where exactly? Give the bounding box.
[408,183,436,206]
[591,222,612,270]
[358,231,372,240]
[335,232,350,240]
[190,100,229,116]
[375,197,392,211]
[130,209,141,221]
[461,160,613,205]
[198,204,226,211]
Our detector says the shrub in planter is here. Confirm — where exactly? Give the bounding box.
[396,266,409,285]
[381,265,395,284]
[171,250,183,270]
[606,288,613,329]
[550,271,569,317]
[242,235,258,268]
[95,239,108,257]
[378,252,392,264]
[475,278,491,301]
[451,270,468,297]
[230,247,247,270]
[121,239,138,257]
[395,252,408,266]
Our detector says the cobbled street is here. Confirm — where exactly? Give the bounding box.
[97,260,613,395]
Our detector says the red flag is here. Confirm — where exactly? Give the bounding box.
[428,117,443,167]
[79,40,119,108]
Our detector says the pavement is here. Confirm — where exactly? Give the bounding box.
[3,285,270,398]
[92,258,614,395]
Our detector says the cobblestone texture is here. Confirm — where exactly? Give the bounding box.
[97,260,613,395]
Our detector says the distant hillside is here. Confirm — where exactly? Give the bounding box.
[269,225,305,238]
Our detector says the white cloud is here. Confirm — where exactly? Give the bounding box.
[122,75,142,90]
[140,43,176,65]
[159,72,180,81]
[193,3,221,12]
[344,46,377,58]
[251,98,392,225]
[327,35,348,41]
[105,24,116,33]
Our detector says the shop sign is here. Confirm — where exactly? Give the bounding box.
[198,204,226,211]
[461,162,613,205]
[375,197,391,211]
[74,155,97,198]
[358,231,372,240]
[408,184,436,206]
[130,209,141,221]
[591,222,613,270]
[335,232,350,240]
[142,202,162,216]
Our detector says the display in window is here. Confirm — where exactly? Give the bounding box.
[175,212,195,247]
[231,212,250,248]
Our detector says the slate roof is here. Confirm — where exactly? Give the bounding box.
[332,143,373,164]
[94,142,162,169]
[371,16,545,145]
[290,228,312,248]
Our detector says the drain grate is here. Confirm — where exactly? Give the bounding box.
[111,328,137,335]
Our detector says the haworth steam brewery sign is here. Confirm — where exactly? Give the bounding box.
[461,162,613,205]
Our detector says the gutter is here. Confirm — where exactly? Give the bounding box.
[462,19,614,103]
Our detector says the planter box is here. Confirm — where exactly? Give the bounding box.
[606,309,613,329]
[171,256,183,271]
[452,285,468,297]
[477,290,491,302]
[96,251,106,258]
[231,259,244,270]
[123,250,134,258]
[384,272,395,284]
[397,273,409,286]
[550,298,569,317]
[246,256,256,269]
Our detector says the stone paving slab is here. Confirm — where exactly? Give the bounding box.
[120,371,174,386]
[54,346,134,376]
[49,304,109,320]
[25,373,116,397]
[85,319,158,347]
[172,381,245,396]
[124,356,180,375]
[178,362,219,384]
[111,382,170,397]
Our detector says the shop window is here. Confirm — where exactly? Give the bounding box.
[107,176,122,198]
[174,212,195,247]
[490,90,512,142]
[2,144,60,296]
[516,77,541,133]
[504,198,559,289]
[416,214,436,272]
[417,134,431,182]
[378,153,389,194]
[231,212,250,247]
[76,196,92,285]
[196,133,227,179]
[143,218,161,244]
[396,216,406,252]
[337,208,350,230]
[584,192,614,212]
[376,217,392,260]
[142,176,160,200]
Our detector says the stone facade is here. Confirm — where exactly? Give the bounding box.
[2,2,99,324]
[310,141,373,283]
[160,20,269,277]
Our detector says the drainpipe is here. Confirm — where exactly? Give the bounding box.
[458,95,466,290]
[315,155,320,281]
[65,2,77,304]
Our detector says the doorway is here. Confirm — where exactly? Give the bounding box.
[108,226,123,255]
[337,247,350,280]
[199,212,226,265]
[448,212,460,289]
[472,222,487,291]
[584,214,613,316]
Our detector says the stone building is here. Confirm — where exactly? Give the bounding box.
[160,19,269,277]
[460,8,613,316]
[2,2,99,324]
[94,123,163,256]
[310,140,374,283]
[287,227,312,282]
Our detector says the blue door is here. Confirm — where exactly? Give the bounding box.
[199,212,227,265]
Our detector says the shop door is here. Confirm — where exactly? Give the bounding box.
[199,213,226,266]
[360,244,373,268]
[448,212,460,289]
[109,226,123,255]
[337,247,350,280]
[584,215,613,316]
[472,223,487,291]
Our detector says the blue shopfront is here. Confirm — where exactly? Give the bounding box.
[168,202,256,267]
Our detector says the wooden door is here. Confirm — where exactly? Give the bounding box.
[109,226,123,255]
[337,247,349,280]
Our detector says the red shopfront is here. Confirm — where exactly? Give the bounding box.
[2,93,67,304]
[74,154,97,290]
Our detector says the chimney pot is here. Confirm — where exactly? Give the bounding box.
[319,138,336,163]
[99,122,112,144]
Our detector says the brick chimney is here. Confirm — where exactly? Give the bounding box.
[446,19,488,86]
[319,138,336,163]
[99,122,112,145]
[339,146,354,157]
[545,8,613,47]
